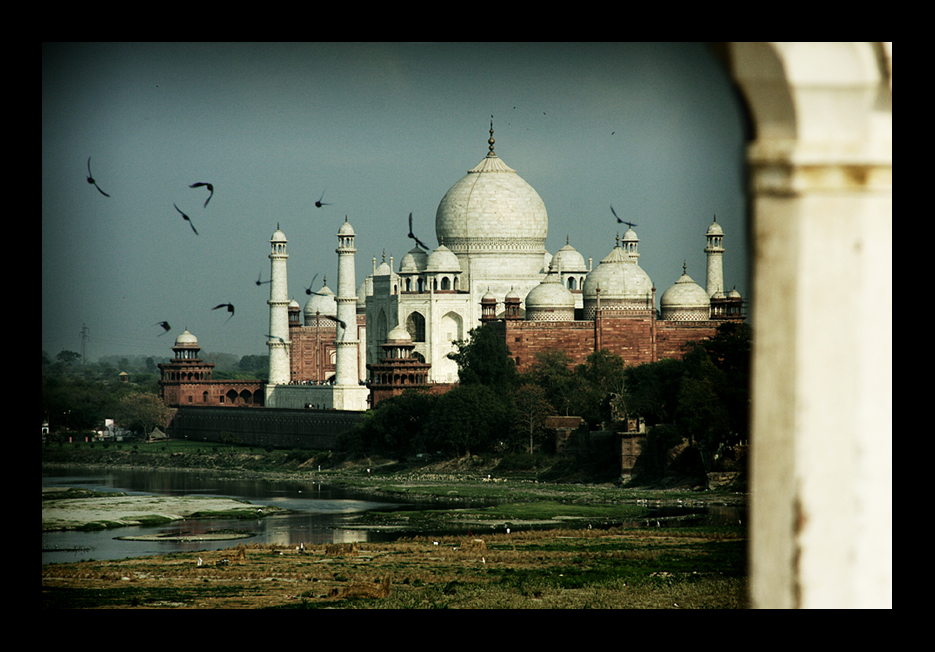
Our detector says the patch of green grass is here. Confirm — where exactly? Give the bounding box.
[472,501,648,522]
[41,583,255,609]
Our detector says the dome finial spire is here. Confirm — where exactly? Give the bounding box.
[487,116,496,157]
[683,260,687,274]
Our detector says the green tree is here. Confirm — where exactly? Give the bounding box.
[622,356,684,426]
[447,325,516,391]
[572,349,627,426]
[427,384,508,457]
[56,350,81,366]
[511,384,553,454]
[239,354,269,375]
[522,349,577,415]
[116,392,171,436]
[340,389,437,457]
[701,322,752,444]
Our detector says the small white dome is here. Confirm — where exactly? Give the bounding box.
[338,219,355,236]
[552,239,587,272]
[399,246,428,273]
[706,217,724,236]
[271,229,287,242]
[304,284,337,322]
[525,266,575,321]
[375,260,392,276]
[660,271,710,322]
[426,244,461,272]
[386,323,412,342]
[174,329,198,347]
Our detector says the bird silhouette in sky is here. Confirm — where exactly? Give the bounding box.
[315,191,331,208]
[212,302,235,323]
[256,270,272,286]
[407,212,430,250]
[173,203,199,235]
[265,333,286,344]
[334,317,347,331]
[610,205,636,229]
[156,321,171,335]
[190,182,214,208]
[304,273,320,295]
[86,157,110,197]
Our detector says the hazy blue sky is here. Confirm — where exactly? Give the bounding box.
[42,42,751,361]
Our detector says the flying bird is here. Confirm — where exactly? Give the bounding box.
[407,212,430,250]
[255,270,272,286]
[314,191,331,208]
[610,205,637,229]
[156,321,171,335]
[173,203,199,235]
[265,333,286,344]
[304,273,319,295]
[212,302,235,323]
[86,157,110,197]
[190,182,214,208]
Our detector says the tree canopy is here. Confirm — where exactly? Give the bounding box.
[338,321,750,464]
[447,325,516,391]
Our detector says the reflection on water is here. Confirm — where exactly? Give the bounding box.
[41,468,409,565]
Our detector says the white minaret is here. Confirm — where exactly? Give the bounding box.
[705,215,725,298]
[267,227,291,387]
[334,218,359,387]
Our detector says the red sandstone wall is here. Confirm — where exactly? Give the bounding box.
[289,325,337,383]
[501,316,721,373]
[655,320,719,360]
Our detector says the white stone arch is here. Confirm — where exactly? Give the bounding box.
[440,311,463,344]
[724,42,891,608]
[406,311,426,342]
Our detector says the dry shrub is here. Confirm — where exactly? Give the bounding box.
[328,575,392,599]
[325,542,361,556]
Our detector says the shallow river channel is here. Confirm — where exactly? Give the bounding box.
[42,468,440,565]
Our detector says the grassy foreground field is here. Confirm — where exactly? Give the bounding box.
[42,526,746,609]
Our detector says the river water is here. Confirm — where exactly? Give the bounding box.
[42,468,745,566]
[42,468,432,565]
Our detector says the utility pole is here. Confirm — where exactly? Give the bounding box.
[79,323,90,365]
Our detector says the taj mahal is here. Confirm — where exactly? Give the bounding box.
[160,124,743,412]
[262,123,743,411]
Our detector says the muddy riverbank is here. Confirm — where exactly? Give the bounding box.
[42,487,286,532]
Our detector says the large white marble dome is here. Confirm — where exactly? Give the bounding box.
[435,127,547,280]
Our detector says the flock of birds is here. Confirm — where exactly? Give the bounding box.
[89,151,639,345]
[87,156,360,342]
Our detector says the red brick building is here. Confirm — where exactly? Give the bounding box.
[158,329,264,407]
